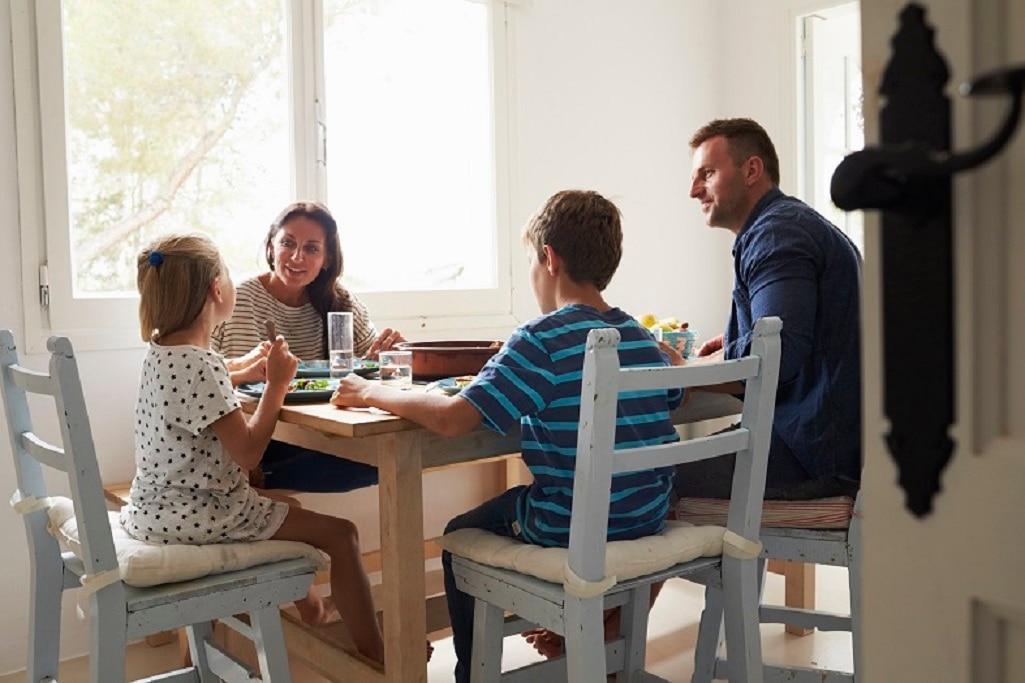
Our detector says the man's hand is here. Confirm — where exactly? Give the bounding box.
[697,333,725,357]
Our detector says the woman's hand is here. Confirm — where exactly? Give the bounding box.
[231,355,267,386]
[364,327,407,359]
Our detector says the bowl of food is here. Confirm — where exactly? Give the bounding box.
[395,340,504,381]
[662,329,699,358]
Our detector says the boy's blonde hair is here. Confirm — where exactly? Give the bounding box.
[137,233,223,342]
[522,190,623,291]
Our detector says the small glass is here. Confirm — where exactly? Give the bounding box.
[327,312,354,378]
[379,349,413,389]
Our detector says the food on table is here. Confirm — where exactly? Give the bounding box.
[453,375,476,389]
[290,378,330,391]
[635,313,689,333]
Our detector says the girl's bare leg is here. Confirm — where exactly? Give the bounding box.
[272,507,384,664]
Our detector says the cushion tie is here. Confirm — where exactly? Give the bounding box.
[10,490,54,515]
[563,563,617,599]
[722,529,762,560]
[75,568,124,619]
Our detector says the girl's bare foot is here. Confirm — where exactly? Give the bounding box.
[295,590,334,626]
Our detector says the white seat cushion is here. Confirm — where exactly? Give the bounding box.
[440,520,726,589]
[47,496,326,587]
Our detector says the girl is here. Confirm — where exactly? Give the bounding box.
[119,233,384,664]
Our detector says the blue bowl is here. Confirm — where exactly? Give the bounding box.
[663,330,699,358]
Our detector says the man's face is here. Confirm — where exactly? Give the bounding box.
[689,136,750,233]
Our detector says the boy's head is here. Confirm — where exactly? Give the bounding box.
[522,190,623,292]
[137,233,225,342]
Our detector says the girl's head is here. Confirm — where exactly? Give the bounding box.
[137,233,227,342]
[263,201,350,316]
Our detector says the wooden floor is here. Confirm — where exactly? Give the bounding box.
[0,567,854,682]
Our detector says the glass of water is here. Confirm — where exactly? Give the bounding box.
[327,312,354,378]
[379,350,413,389]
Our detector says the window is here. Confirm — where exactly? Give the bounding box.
[13,0,512,351]
[796,1,863,251]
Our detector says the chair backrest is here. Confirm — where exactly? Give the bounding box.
[1,330,119,578]
[567,317,782,585]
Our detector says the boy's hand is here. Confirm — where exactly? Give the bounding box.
[330,375,373,408]
[657,340,686,366]
[265,337,298,388]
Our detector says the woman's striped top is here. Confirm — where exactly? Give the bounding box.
[460,304,682,547]
[212,276,377,361]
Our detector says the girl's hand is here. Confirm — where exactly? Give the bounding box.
[330,374,372,408]
[265,337,298,388]
[364,328,406,359]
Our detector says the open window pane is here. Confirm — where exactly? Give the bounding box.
[61,0,290,296]
[323,0,497,293]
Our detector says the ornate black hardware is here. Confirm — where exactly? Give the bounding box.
[829,4,1025,517]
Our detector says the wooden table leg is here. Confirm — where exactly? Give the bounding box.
[377,432,427,683]
[769,560,816,636]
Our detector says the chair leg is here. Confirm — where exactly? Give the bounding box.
[616,584,651,681]
[692,583,725,683]
[848,520,862,682]
[470,599,505,683]
[89,593,127,683]
[27,552,64,683]
[186,621,216,680]
[251,606,294,683]
[720,556,764,683]
[563,595,607,682]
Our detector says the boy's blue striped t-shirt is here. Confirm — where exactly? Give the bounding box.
[460,304,682,548]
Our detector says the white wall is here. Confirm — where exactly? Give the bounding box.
[0,0,803,674]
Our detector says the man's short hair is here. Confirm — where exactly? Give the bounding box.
[690,118,780,186]
[522,190,623,292]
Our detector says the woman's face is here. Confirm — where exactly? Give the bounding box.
[268,216,330,293]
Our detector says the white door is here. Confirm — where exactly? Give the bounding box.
[860,1,1025,681]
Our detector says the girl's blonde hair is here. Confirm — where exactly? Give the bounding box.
[137,233,224,342]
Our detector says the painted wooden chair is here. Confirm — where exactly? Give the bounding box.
[690,489,862,682]
[0,330,318,683]
[443,317,782,682]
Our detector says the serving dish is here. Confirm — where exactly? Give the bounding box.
[396,340,503,381]
[237,378,339,403]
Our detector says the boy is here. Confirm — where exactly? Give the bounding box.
[331,189,682,682]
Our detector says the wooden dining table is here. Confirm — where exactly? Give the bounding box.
[240,389,743,683]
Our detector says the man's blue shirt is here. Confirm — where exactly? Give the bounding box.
[723,188,862,483]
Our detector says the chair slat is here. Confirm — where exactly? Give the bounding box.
[20,432,68,472]
[611,428,750,475]
[6,364,58,397]
[618,356,760,392]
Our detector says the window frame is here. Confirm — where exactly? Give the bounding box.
[12,0,517,353]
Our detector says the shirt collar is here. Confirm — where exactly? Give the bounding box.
[734,187,784,246]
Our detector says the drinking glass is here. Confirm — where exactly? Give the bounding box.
[327,312,354,378]
[379,350,413,389]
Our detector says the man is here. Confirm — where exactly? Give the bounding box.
[680,118,861,500]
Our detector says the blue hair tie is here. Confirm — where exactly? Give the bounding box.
[148,250,164,267]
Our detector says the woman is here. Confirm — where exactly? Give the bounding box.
[213,201,403,492]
